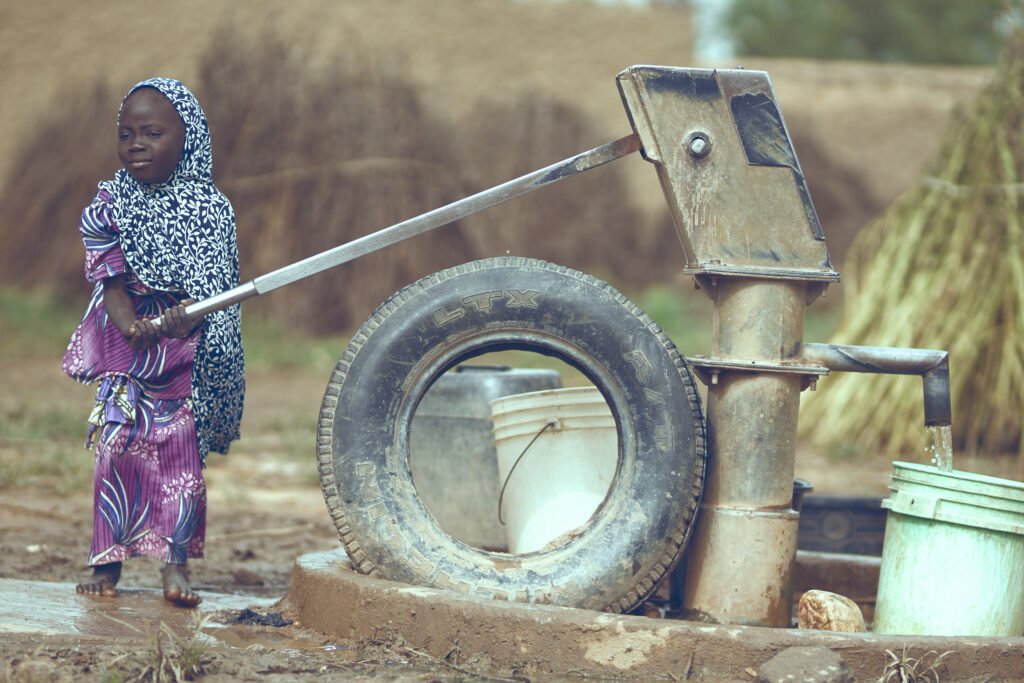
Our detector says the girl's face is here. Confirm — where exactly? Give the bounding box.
[117,87,185,185]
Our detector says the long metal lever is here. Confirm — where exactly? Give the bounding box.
[155,133,642,325]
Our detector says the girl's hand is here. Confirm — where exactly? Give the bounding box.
[127,318,161,350]
[162,299,196,339]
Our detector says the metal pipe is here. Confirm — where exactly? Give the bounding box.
[617,66,843,627]
[683,279,806,627]
[151,134,641,328]
[179,282,258,320]
[617,65,955,628]
[922,363,952,427]
[802,343,952,427]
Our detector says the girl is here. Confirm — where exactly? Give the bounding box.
[62,78,244,607]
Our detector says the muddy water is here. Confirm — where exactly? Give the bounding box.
[0,577,278,640]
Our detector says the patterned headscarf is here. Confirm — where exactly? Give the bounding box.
[99,77,244,461]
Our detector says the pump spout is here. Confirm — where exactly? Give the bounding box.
[801,343,952,427]
[922,360,952,427]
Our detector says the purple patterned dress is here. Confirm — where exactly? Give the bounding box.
[63,190,207,566]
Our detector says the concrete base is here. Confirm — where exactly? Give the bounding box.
[287,549,1024,681]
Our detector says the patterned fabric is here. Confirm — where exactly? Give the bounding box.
[97,77,244,458]
[86,375,141,449]
[63,203,207,565]
[63,191,199,408]
[88,391,206,566]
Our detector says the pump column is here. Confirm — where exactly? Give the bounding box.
[615,64,841,627]
[683,277,806,627]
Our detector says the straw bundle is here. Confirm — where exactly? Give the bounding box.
[0,82,119,305]
[199,25,478,333]
[800,36,1024,457]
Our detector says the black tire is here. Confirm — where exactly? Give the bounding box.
[316,257,705,613]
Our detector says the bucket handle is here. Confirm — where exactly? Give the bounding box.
[497,419,559,525]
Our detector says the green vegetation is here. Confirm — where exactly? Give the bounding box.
[0,285,344,492]
[0,288,93,494]
[632,283,840,354]
[1,273,842,495]
[879,646,955,683]
[724,0,1013,65]
[240,314,344,372]
[0,288,83,357]
[0,285,344,372]
[0,439,93,497]
[633,284,713,357]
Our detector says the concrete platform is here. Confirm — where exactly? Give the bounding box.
[287,549,1024,681]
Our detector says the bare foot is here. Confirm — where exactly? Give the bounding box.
[76,562,121,597]
[161,563,201,607]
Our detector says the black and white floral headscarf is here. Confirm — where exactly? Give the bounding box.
[99,77,244,462]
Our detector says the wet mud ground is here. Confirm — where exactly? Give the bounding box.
[0,440,896,683]
[0,486,504,681]
[1,355,503,680]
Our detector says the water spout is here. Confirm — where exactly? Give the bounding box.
[801,343,952,428]
[922,360,952,427]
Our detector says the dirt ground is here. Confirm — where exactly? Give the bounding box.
[0,492,507,682]
[0,492,468,682]
[0,358,868,683]
[1,355,510,681]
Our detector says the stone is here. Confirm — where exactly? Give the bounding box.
[232,568,267,586]
[757,646,853,683]
[798,589,867,632]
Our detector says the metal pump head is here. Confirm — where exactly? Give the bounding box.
[616,65,839,285]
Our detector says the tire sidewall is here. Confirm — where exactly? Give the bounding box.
[319,258,704,611]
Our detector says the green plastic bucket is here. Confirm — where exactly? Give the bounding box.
[873,461,1024,636]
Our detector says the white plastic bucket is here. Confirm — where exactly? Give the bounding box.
[873,461,1024,636]
[490,386,617,554]
[410,366,561,549]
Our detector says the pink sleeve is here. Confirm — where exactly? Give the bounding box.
[81,192,128,284]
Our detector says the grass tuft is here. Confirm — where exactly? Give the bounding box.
[107,614,215,683]
[878,647,955,683]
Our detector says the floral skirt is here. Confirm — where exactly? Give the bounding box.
[87,375,206,566]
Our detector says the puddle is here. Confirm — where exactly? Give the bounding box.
[0,578,280,641]
[203,621,331,651]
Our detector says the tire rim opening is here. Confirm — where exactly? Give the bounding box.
[408,350,620,554]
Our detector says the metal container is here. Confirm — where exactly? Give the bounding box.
[797,495,887,556]
[409,365,561,550]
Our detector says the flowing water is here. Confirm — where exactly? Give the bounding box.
[926,424,954,472]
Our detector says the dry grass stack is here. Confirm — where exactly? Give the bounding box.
[0,83,119,305]
[800,36,1024,458]
[453,94,657,286]
[198,25,477,333]
[786,114,880,274]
